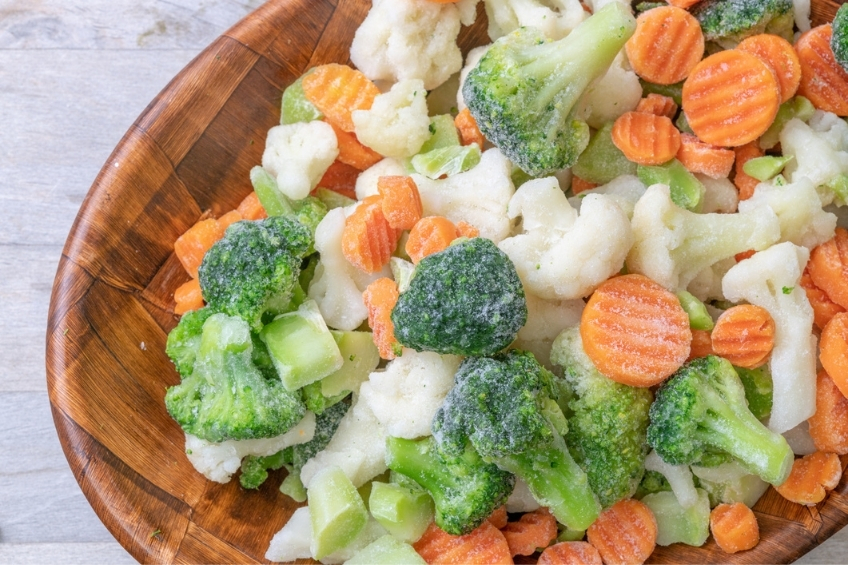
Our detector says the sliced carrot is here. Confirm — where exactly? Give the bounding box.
[819,312,848,399]
[363,277,400,360]
[378,176,423,231]
[456,221,480,238]
[737,34,801,103]
[455,108,485,148]
[682,50,781,147]
[174,278,204,315]
[174,218,225,279]
[301,64,380,132]
[413,521,513,565]
[216,210,242,233]
[710,305,775,369]
[406,216,460,265]
[236,191,268,221]
[571,175,599,195]
[488,506,508,530]
[688,329,715,361]
[800,269,845,330]
[808,228,848,310]
[775,451,843,506]
[580,274,692,387]
[610,111,681,166]
[636,93,679,119]
[795,25,848,116]
[808,370,848,455]
[586,499,657,565]
[500,508,558,557]
[317,160,359,200]
[709,502,760,554]
[342,195,400,273]
[625,6,705,85]
[676,133,735,179]
[537,542,603,565]
[735,249,756,262]
[329,122,383,170]
[733,142,765,201]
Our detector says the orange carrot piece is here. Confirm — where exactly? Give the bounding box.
[378,175,423,231]
[819,312,848,399]
[737,34,801,103]
[586,499,657,565]
[301,64,380,132]
[800,269,845,330]
[775,451,843,506]
[808,370,848,455]
[413,521,513,565]
[735,249,756,262]
[796,25,848,116]
[216,210,242,233]
[666,0,702,8]
[456,221,480,238]
[709,502,760,554]
[580,274,692,387]
[571,175,599,195]
[636,93,679,119]
[317,160,360,200]
[174,278,204,315]
[808,228,848,310]
[174,218,225,279]
[625,6,705,85]
[500,508,558,557]
[733,142,765,201]
[537,542,603,565]
[610,111,681,166]
[688,329,715,361]
[342,195,400,273]
[406,216,460,264]
[710,305,775,369]
[363,277,400,360]
[682,50,781,147]
[237,191,268,221]
[455,107,485,147]
[329,122,383,170]
[676,133,736,179]
[488,506,508,530]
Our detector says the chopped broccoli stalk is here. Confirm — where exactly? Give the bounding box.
[281,73,322,124]
[557,526,587,542]
[239,451,287,490]
[411,145,482,179]
[345,535,427,565]
[635,470,673,499]
[742,155,794,182]
[641,489,711,547]
[314,187,356,210]
[676,111,694,134]
[280,472,307,502]
[691,0,795,49]
[320,331,381,397]
[250,166,327,247]
[647,355,793,486]
[637,159,704,211]
[165,306,215,376]
[832,4,848,71]
[640,79,684,106]
[385,436,515,536]
[676,290,715,331]
[420,115,462,153]
[390,258,417,294]
[735,365,773,422]
[572,122,638,185]
[759,96,816,150]
[462,2,637,175]
[369,481,435,543]
[691,461,770,508]
[302,380,350,415]
[392,238,527,356]
[308,465,369,560]
[825,174,848,206]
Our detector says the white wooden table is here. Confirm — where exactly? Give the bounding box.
[1,1,847,563]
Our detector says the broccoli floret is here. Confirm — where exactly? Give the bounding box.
[385,436,515,536]
[433,350,600,530]
[647,355,793,486]
[462,3,636,176]
[250,165,328,249]
[239,450,287,490]
[198,216,312,330]
[692,0,795,49]
[165,306,215,376]
[832,4,848,71]
[164,313,306,443]
[551,327,653,508]
[635,470,673,499]
[391,238,526,356]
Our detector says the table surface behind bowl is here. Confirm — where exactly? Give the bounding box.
[2,0,848,563]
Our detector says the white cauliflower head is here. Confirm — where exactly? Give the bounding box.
[644,449,699,509]
[352,79,431,159]
[262,121,338,200]
[576,53,643,129]
[355,158,408,201]
[484,0,587,41]
[567,174,646,219]
[697,174,739,214]
[780,115,848,206]
[513,291,584,369]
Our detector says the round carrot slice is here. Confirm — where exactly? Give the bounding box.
[775,451,842,506]
[796,25,848,116]
[301,63,380,132]
[808,370,848,455]
[819,312,848,399]
[800,269,845,330]
[710,305,775,369]
[682,50,781,147]
[625,6,705,85]
[676,133,736,179]
[808,227,848,311]
[363,277,400,360]
[710,502,760,554]
[688,329,715,362]
[611,111,681,166]
[738,34,802,103]
[538,542,603,565]
[586,499,657,565]
[342,195,400,273]
[580,274,692,387]
[733,141,765,201]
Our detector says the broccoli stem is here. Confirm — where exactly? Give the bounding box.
[250,166,294,216]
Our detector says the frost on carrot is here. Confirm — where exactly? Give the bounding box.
[363,277,401,360]
[676,133,735,179]
[378,176,423,231]
[796,25,848,116]
[775,451,843,506]
[808,370,848,455]
[174,218,225,279]
[625,6,705,85]
[174,278,204,315]
[819,312,848,399]
[301,63,380,132]
[611,111,681,166]
[799,269,845,330]
[537,541,602,565]
[412,521,513,565]
[710,305,775,369]
[488,506,508,530]
[808,227,848,311]
[734,142,765,201]
[237,191,268,221]
[709,502,760,554]
[737,34,801,103]
[405,216,461,265]
[342,195,400,273]
[500,507,558,557]
[586,499,657,565]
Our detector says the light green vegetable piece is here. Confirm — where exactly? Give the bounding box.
[281,74,323,125]
[308,465,369,560]
[676,290,714,331]
[412,144,482,179]
[640,79,683,106]
[691,461,770,508]
[637,159,704,211]
[314,187,356,210]
[369,481,435,543]
[641,488,711,547]
[280,472,307,503]
[320,331,381,397]
[345,535,427,565]
[735,365,773,422]
[572,122,637,185]
[742,155,793,182]
[420,114,461,153]
[759,96,815,150]
[391,257,417,294]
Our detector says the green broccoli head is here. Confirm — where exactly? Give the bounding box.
[198,216,312,330]
[164,313,306,443]
[647,355,793,486]
[239,451,287,490]
[692,0,795,48]
[165,306,215,376]
[831,4,848,72]
[462,2,636,175]
[635,470,672,499]
[291,196,328,250]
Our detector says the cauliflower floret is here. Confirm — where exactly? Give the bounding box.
[513,291,584,369]
[567,174,646,219]
[359,349,462,439]
[184,413,316,484]
[576,53,643,129]
[457,44,492,112]
[722,242,817,434]
[484,0,587,41]
[793,0,811,32]
[686,257,736,302]
[644,450,699,509]
[352,79,431,159]
[583,0,633,14]
[456,0,481,25]
[626,184,781,291]
[262,121,338,200]
[412,148,515,242]
[355,158,408,200]
[500,177,632,300]
[350,0,463,91]
[697,174,738,214]
[506,479,542,513]
[780,116,848,205]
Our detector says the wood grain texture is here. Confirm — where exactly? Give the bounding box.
[43,0,848,564]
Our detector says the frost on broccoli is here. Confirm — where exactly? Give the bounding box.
[832,4,848,71]
[462,2,636,175]
[691,0,795,49]
[483,0,587,41]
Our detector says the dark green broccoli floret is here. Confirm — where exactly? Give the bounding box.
[391,238,526,356]
[165,306,215,376]
[433,350,600,530]
[239,451,287,490]
[198,216,312,330]
[164,313,305,443]
[832,4,848,71]
[647,355,793,486]
[385,436,515,536]
[551,328,653,508]
[462,3,636,175]
[635,470,673,499]
[692,0,795,49]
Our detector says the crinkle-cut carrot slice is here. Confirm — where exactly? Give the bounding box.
[676,133,736,179]
[406,216,460,264]
[174,278,204,315]
[455,107,485,148]
[733,142,765,201]
[808,370,848,455]
[682,50,781,147]
[611,111,681,166]
[808,227,848,310]
[237,191,268,221]
[456,221,480,238]
[580,274,692,387]
[709,502,760,554]
[301,64,380,132]
[625,6,705,85]
[819,312,848,399]
[538,541,603,565]
[586,499,657,565]
[775,451,843,506]
[636,93,679,119]
[571,175,598,195]
[800,269,845,330]
[342,195,400,273]
[735,249,756,262]
[737,34,801,103]
[174,218,225,279]
[710,305,775,369]
[796,25,848,116]
[500,508,558,557]
[413,521,513,565]
[329,122,383,170]
[688,329,715,361]
[488,506,508,530]
[378,175,423,231]
[317,160,360,200]
[363,277,400,360]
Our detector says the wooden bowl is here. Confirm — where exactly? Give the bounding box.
[46,0,848,563]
